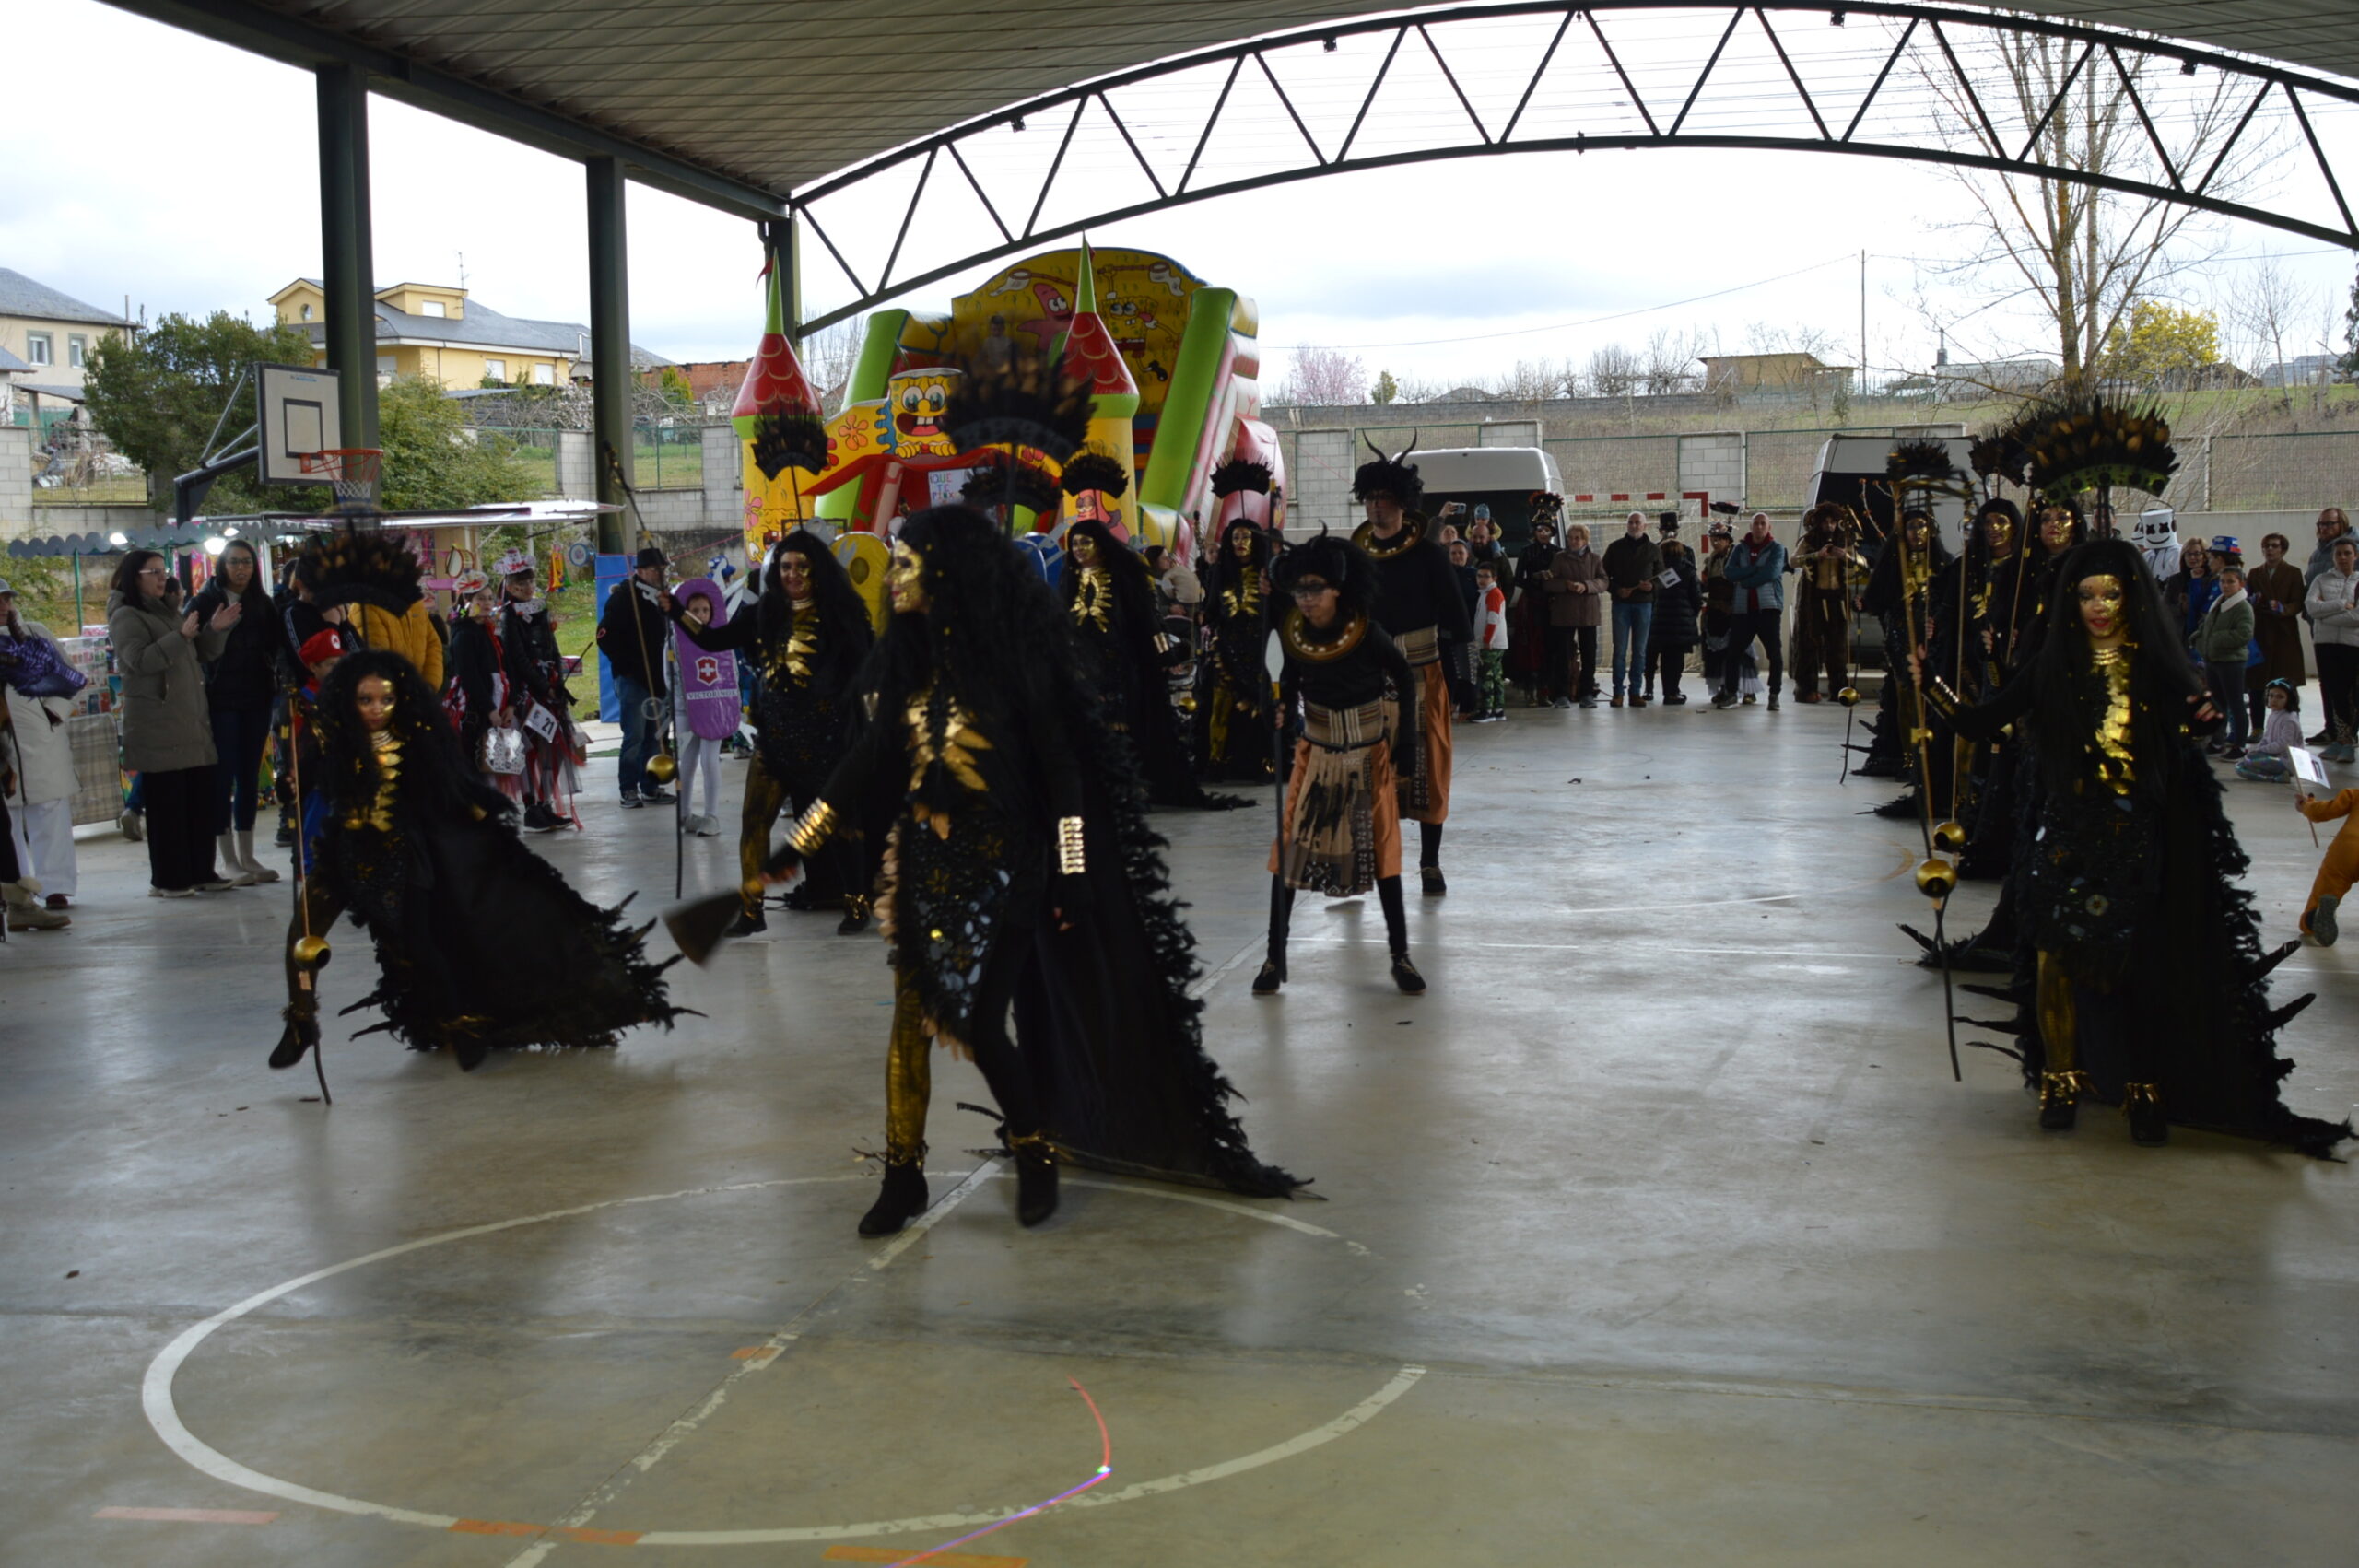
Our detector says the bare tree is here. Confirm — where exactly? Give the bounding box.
[1274,345,1369,407]
[800,318,868,416]
[1495,357,1568,403]
[1588,343,1643,397]
[2224,253,2314,407]
[1913,26,2266,385]
[1641,329,1698,395]
[1392,374,1449,404]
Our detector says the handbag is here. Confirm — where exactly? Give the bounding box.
[480,723,527,777]
[0,633,88,700]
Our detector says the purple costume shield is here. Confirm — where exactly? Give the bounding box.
[672,578,743,742]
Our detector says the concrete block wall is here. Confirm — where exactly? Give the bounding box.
[701,427,739,527]
[0,427,33,538]
[1477,421,1541,449]
[1292,428,1359,536]
[1677,432,1746,509]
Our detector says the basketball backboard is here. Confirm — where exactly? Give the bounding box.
[257,363,342,486]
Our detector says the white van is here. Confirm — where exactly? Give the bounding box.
[1407,447,1566,546]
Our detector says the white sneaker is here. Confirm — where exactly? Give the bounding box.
[148,885,195,899]
[119,809,145,842]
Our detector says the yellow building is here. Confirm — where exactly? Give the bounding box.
[268,279,668,389]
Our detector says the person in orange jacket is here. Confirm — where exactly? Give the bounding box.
[2294,783,2359,944]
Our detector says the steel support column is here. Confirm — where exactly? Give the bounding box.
[587,156,631,555]
[315,63,377,449]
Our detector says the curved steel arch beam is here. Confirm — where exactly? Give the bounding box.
[789,0,2359,332]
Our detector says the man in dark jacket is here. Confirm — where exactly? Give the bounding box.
[596,545,675,810]
[1602,511,1664,707]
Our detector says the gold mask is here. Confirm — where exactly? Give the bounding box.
[2077,573,2127,640]
[886,539,928,613]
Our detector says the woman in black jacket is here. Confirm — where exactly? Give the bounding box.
[1646,523,1704,704]
[189,539,291,884]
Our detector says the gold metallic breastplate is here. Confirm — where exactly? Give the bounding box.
[1222,565,1262,620]
[2091,645,2136,796]
[906,685,993,837]
[769,601,820,686]
[348,730,402,831]
[1072,568,1114,634]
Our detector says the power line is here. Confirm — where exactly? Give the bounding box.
[1265,252,1859,352]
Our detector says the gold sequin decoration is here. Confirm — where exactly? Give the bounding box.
[905,685,993,837]
[347,730,403,831]
[1221,565,1262,621]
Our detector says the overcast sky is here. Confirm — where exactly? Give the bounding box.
[7,0,2354,394]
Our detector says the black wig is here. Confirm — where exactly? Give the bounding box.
[759,528,874,681]
[315,649,499,825]
[1062,517,1161,636]
[2018,538,2206,803]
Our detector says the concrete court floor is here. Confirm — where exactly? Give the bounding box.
[2,696,2354,1568]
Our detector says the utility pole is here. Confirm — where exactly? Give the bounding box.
[1859,250,1868,397]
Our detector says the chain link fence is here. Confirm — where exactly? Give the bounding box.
[2207,431,2359,512]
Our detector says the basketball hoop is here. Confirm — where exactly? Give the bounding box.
[297,447,383,512]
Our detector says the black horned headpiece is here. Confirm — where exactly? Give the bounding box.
[1351,434,1423,507]
[1526,490,1565,525]
[1271,528,1376,619]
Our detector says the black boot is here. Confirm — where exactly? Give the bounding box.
[1418,822,1446,895]
[1378,875,1425,992]
[269,1005,319,1070]
[2036,1071,2081,1130]
[837,894,871,936]
[2124,1083,2168,1145]
[1011,1134,1059,1227]
[859,1156,930,1237]
[1254,876,1293,994]
[725,904,767,936]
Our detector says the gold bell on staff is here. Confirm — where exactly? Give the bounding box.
[292,934,333,970]
[644,751,679,784]
[1914,859,1958,899]
[1837,686,1860,707]
[1932,819,1967,852]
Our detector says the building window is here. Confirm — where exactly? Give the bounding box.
[483,359,506,383]
[300,304,314,321]
[419,299,446,318]
[26,333,52,366]
[534,363,555,386]
[68,334,88,369]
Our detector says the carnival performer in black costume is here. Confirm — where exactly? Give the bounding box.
[1926,499,2038,872]
[1920,539,2348,1154]
[269,649,683,1074]
[1860,508,1954,815]
[1907,499,2091,973]
[669,531,874,934]
[494,550,576,832]
[1198,511,1275,783]
[755,506,1304,1236]
[1252,532,1426,996]
[1351,439,1471,895]
[1062,518,1243,811]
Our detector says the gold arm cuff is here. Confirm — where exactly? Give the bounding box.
[787,800,839,855]
[1055,815,1086,878]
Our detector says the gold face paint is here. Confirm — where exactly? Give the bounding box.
[886,540,929,614]
[1984,512,2015,556]
[2040,509,2076,553]
[357,675,396,733]
[2077,573,2127,643]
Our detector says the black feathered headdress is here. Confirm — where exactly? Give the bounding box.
[1210,458,1273,498]
[1527,490,1565,525]
[1352,434,1422,506]
[1060,450,1130,499]
[294,522,423,614]
[2019,396,2177,499]
[961,454,1062,517]
[751,411,829,481]
[942,351,1093,463]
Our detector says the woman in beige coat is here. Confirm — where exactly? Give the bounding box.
[108,552,239,896]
